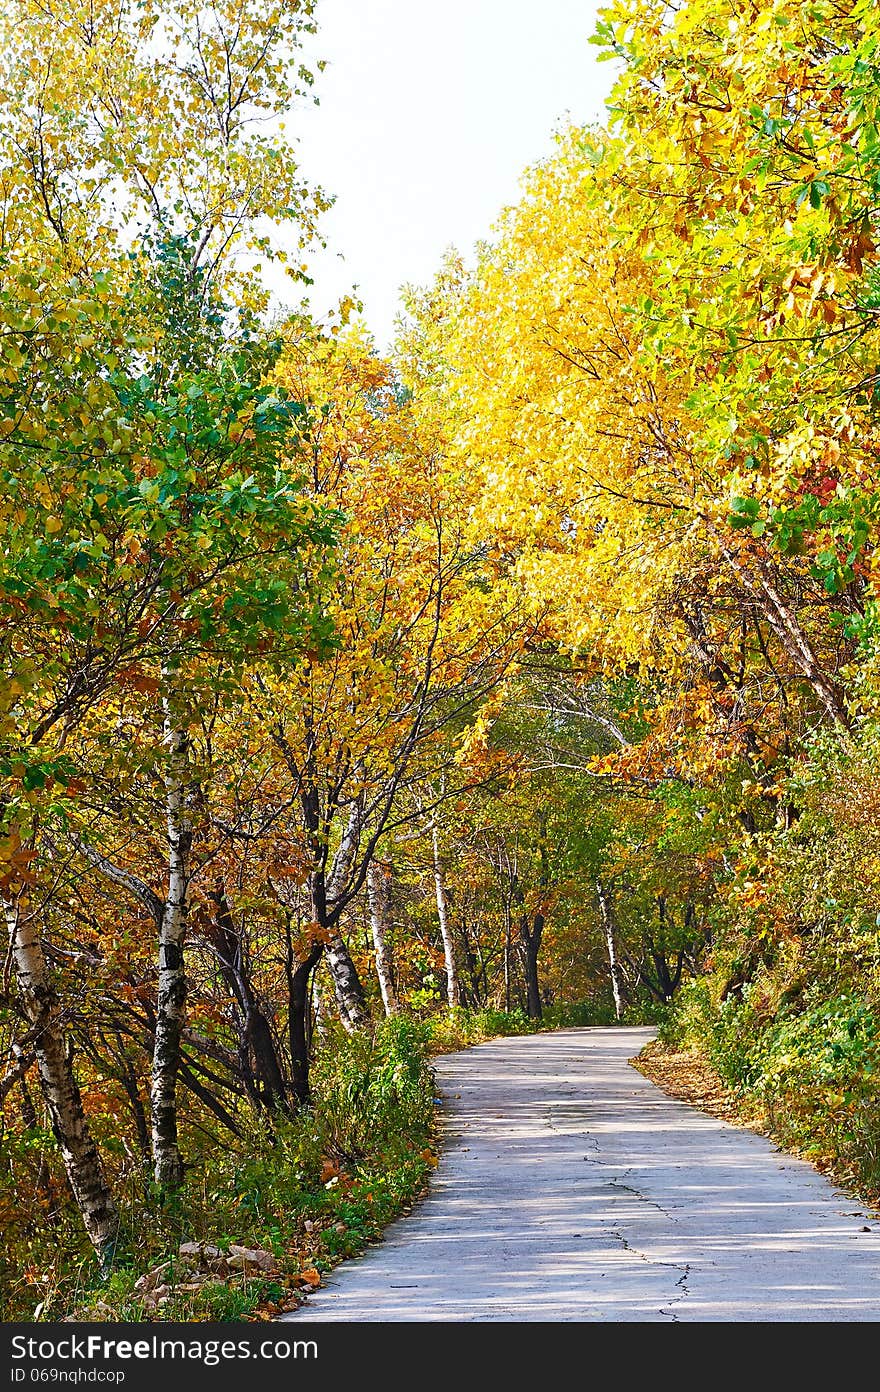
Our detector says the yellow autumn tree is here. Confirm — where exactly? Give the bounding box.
[229,326,532,1042]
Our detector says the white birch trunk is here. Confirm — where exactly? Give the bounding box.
[431,821,460,1009]
[323,931,371,1031]
[4,898,119,1262]
[597,880,625,1021]
[151,703,191,1192]
[323,804,371,1031]
[367,860,398,1016]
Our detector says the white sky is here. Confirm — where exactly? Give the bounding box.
[289,0,614,349]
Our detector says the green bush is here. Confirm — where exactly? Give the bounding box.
[5,1016,437,1323]
[311,1015,434,1161]
[661,976,880,1196]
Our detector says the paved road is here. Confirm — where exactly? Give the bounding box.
[280,1027,880,1321]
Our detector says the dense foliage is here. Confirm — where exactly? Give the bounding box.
[409,0,880,1199]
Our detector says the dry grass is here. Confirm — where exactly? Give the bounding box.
[633,1038,880,1217]
[632,1038,766,1130]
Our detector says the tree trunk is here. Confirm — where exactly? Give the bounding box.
[285,939,323,1106]
[208,884,289,1112]
[367,860,398,1016]
[642,930,685,1003]
[318,803,371,1031]
[503,902,512,1012]
[311,962,328,1042]
[717,540,851,727]
[323,929,371,1030]
[597,880,625,1021]
[151,710,191,1194]
[5,899,119,1264]
[517,912,544,1020]
[431,821,460,1008]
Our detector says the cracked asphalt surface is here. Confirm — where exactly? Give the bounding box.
[281,1027,880,1322]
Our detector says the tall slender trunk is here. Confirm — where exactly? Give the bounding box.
[517,912,544,1020]
[717,541,850,727]
[209,884,289,1112]
[319,804,371,1031]
[367,860,398,1016]
[151,706,191,1194]
[285,938,323,1106]
[597,880,625,1021]
[431,821,459,1009]
[503,900,512,1012]
[5,899,119,1264]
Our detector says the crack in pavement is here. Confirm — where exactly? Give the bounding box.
[603,1161,691,1320]
[544,1108,691,1317]
[659,1264,692,1323]
[609,1170,681,1221]
[606,1226,691,1321]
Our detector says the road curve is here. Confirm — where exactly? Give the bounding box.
[280,1027,880,1322]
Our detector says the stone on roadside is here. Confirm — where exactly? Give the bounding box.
[179,1241,224,1262]
[133,1262,171,1294]
[226,1244,278,1273]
